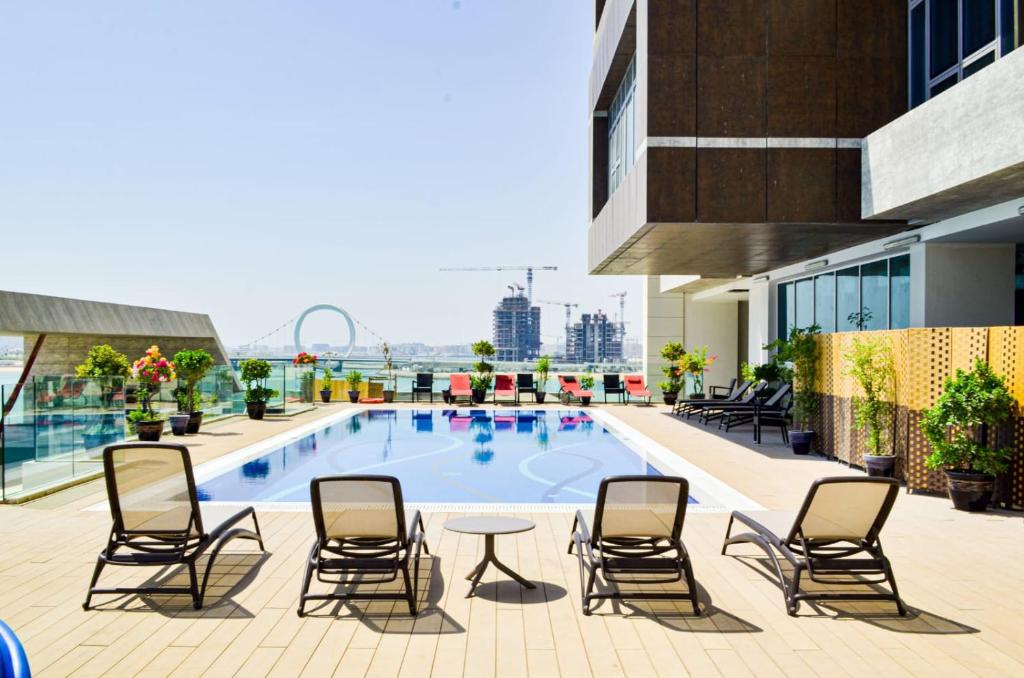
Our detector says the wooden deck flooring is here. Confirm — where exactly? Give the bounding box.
[2,403,1023,677]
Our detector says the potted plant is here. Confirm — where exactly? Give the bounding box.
[681,345,716,399]
[535,355,551,404]
[173,348,214,433]
[470,339,495,404]
[845,337,897,477]
[579,370,595,406]
[768,325,821,454]
[293,351,318,403]
[129,345,175,441]
[75,344,131,406]
[240,358,276,420]
[346,370,363,403]
[320,367,334,403]
[381,342,396,403]
[921,359,1016,512]
[658,341,686,405]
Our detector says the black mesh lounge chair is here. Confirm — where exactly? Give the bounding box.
[568,476,700,616]
[720,384,793,443]
[708,377,737,400]
[84,443,264,611]
[516,373,537,403]
[298,475,428,617]
[722,477,906,616]
[603,374,625,403]
[699,382,780,426]
[674,380,752,416]
[411,373,433,402]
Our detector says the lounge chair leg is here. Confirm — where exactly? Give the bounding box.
[881,556,908,616]
[682,554,700,615]
[787,564,803,616]
[297,543,317,617]
[400,563,417,615]
[187,561,202,610]
[567,516,579,554]
[720,515,735,555]
[83,556,106,610]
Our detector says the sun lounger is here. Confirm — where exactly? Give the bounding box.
[449,373,473,405]
[708,378,737,400]
[558,375,593,404]
[674,380,753,416]
[493,374,517,405]
[568,476,700,615]
[84,443,265,610]
[624,375,652,405]
[722,477,906,616]
[298,475,428,617]
[719,383,793,443]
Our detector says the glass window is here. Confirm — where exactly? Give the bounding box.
[911,4,927,107]
[607,56,636,196]
[814,273,836,333]
[930,0,960,77]
[861,260,889,330]
[1001,0,1017,55]
[930,72,959,96]
[778,282,794,339]
[890,255,911,329]
[837,267,860,332]
[963,0,996,55]
[795,278,814,329]
[963,50,996,77]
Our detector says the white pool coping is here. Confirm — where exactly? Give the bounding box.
[87,406,763,514]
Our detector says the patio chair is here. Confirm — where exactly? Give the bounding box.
[698,382,774,425]
[493,374,517,405]
[719,383,793,443]
[568,476,700,616]
[411,373,433,402]
[298,475,428,617]
[449,373,473,405]
[557,375,593,404]
[674,380,752,416]
[624,375,652,405]
[708,378,737,400]
[602,374,625,403]
[83,443,265,611]
[516,373,537,403]
[0,620,30,678]
[722,477,906,616]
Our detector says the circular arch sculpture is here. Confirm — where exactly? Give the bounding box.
[293,304,357,358]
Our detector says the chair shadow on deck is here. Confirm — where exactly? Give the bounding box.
[300,556,465,635]
[87,551,270,619]
[731,553,978,634]
[659,412,827,462]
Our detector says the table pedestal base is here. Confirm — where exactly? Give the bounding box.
[464,534,536,597]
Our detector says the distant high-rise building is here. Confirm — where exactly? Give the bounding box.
[567,311,622,363]
[493,293,541,361]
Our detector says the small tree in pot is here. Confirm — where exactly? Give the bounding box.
[293,352,318,403]
[470,339,495,404]
[766,325,820,454]
[657,341,685,405]
[845,337,896,476]
[75,344,131,406]
[681,345,716,398]
[579,370,595,406]
[346,370,363,403]
[129,346,176,441]
[174,348,214,433]
[240,358,276,420]
[320,367,334,403]
[921,359,1015,512]
[535,355,551,404]
[381,342,396,402]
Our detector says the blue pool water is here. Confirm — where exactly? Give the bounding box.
[196,409,692,504]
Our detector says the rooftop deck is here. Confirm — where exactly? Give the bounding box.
[3,403,1022,677]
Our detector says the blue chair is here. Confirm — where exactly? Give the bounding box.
[0,620,30,678]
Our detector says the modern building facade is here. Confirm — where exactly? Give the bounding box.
[589,0,1024,391]
[492,293,541,361]
[567,311,623,364]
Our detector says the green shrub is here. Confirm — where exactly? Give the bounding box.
[845,337,895,457]
[659,342,686,394]
[75,344,130,379]
[240,359,277,403]
[173,349,214,413]
[346,370,363,390]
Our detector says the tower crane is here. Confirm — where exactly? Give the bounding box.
[538,299,578,357]
[610,291,627,339]
[507,282,525,296]
[439,265,557,305]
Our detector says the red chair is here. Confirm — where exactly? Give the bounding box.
[493,374,516,405]
[557,375,593,404]
[625,375,652,405]
[449,374,473,405]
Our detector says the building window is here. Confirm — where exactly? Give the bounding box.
[909,0,1019,108]
[776,255,912,337]
[607,56,636,196]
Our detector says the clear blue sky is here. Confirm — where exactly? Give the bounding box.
[0,1,641,349]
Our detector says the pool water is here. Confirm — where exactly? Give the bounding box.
[195,409,696,505]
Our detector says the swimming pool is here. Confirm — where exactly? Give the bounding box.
[191,409,761,512]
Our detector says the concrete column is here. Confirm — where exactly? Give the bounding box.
[747,282,771,363]
[642,276,684,396]
[911,243,1016,327]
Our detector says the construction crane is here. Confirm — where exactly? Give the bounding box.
[507,282,524,296]
[439,265,557,305]
[610,291,627,340]
[538,299,578,358]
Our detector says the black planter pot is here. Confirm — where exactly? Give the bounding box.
[689,392,705,400]
[472,389,486,404]
[663,393,678,406]
[136,419,164,441]
[246,401,267,420]
[320,389,332,403]
[348,390,360,404]
[169,414,190,437]
[945,470,995,512]
[383,390,395,403]
[790,430,815,455]
[186,411,204,434]
[580,395,592,406]
[864,454,896,478]
[535,392,547,404]
[442,389,451,404]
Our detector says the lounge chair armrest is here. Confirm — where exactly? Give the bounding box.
[407,509,424,546]
[206,506,258,543]
[573,509,592,545]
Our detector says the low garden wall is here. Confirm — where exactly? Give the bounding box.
[811,326,1024,507]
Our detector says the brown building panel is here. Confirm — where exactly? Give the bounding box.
[837,56,907,138]
[766,56,836,137]
[697,0,766,56]
[697,149,766,223]
[646,147,696,223]
[648,0,695,55]
[836,148,863,222]
[697,57,766,137]
[767,148,836,222]
[767,0,836,56]
[648,54,696,137]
